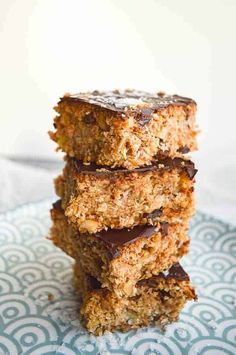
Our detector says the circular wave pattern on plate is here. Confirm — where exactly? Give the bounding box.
[0,200,235,354]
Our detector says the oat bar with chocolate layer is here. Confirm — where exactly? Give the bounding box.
[49,90,197,169]
[73,262,197,335]
[54,157,197,234]
[50,201,189,297]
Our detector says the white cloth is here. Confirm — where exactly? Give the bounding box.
[0,157,56,212]
[196,152,236,225]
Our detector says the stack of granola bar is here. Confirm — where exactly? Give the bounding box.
[49,90,198,335]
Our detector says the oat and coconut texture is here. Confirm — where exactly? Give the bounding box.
[49,90,197,169]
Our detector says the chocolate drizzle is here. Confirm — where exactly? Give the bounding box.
[60,90,195,126]
[137,263,190,288]
[71,157,197,180]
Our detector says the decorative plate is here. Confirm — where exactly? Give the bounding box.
[0,200,235,355]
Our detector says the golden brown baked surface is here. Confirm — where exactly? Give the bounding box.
[49,90,198,169]
[50,201,190,297]
[48,89,198,335]
[54,157,196,234]
[73,262,197,335]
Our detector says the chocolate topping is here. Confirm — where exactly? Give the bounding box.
[143,208,163,220]
[178,146,190,154]
[164,263,190,280]
[159,289,170,301]
[89,263,190,291]
[52,201,168,259]
[159,222,169,237]
[158,157,197,179]
[61,90,194,112]
[88,275,101,290]
[83,113,96,124]
[135,108,154,126]
[137,263,189,288]
[60,90,195,126]
[71,157,197,180]
[94,225,159,258]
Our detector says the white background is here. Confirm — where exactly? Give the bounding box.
[0,0,235,221]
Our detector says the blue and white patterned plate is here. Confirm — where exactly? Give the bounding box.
[0,200,236,355]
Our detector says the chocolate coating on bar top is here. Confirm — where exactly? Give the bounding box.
[61,90,195,115]
[71,157,197,180]
[52,201,166,258]
[159,222,169,237]
[86,263,189,291]
[88,275,101,290]
[94,222,168,258]
[137,263,189,287]
[178,146,190,154]
[92,222,169,258]
[143,208,163,220]
[160,263,189,280]
[95,225,156,245]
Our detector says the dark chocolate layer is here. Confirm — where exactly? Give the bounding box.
[159,222,169,237]
[81,263,190,292]
[143,208,163,220]
[164,263,190,280]
[95,221,169,258]
[137,263,190,287]
[87,274,102,290]
[94,225,159,258]
[178,146,190,154]
[95,225,157,246]
[52,201,167,259]
[60,90,195,118]
[71,157,197,180]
